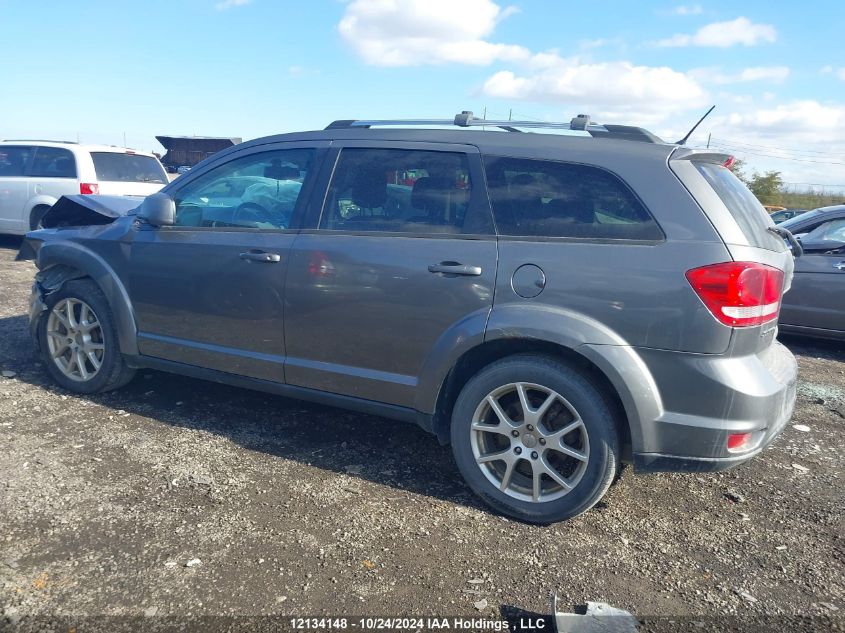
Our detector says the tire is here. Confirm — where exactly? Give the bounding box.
[29,205,51,231]
[37,279,135,394]
[450,354,620,524]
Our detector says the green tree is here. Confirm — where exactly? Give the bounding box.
[729,158,750,185]
[748,170,784,203]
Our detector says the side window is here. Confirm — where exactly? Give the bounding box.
[484,156,663,240]
[172,148,315,229]
[0,146,32,177]
[30,147,77,179]
[804,218,845,244]
[320,148,490,234]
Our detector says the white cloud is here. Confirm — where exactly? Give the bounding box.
[671,4,703,15]
[481,56,707,115]
[691,66,790,85]
[657,17,776,47]
[337,0,529,66]
[704,101,845,191]
[724,100,845,137]
[215,0,250,9]
[822,66,845,80]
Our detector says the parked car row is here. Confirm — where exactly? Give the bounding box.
[0,141,167,234]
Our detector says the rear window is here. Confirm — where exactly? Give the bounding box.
[484,157,662,240]
[91,152,167,184]
[694,162,781,250]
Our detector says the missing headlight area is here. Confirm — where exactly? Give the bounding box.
[40,194,143,228]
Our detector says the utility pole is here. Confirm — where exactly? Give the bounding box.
[508,109,512,121]
[123,132,127,147]
[706,133,711,149]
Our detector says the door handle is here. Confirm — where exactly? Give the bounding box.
[835,261,845,271]
[428,262,482,276]
[240,250,281,263]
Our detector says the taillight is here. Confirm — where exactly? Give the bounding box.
[686,262,784,327]
[80,183,99,195]
[723,155,736,169]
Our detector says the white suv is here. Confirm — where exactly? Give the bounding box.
[0,141,168,234]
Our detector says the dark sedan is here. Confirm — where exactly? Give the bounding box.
[778,205,845,340]
[770,208,808,223]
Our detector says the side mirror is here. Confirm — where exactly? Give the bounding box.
[799,239,845,254]
[137,192,176,227]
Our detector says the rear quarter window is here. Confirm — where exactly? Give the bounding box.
[693,162,781,250]
[483,156,662,240]
[91,152,167,184]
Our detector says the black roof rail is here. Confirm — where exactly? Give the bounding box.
[324,111,664,143]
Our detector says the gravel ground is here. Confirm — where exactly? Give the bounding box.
[0,234,843,629]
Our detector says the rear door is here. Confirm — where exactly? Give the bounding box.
[127,142,328,382]
[283,142,497,408]
[28,146,79,211]
[0,145,33,233]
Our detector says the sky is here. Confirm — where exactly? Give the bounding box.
[1,0,844,192]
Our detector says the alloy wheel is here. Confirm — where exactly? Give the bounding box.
[45,298,105,382]
[470,382,590,503]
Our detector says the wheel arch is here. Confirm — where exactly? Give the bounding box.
[423,304,664,456]
[430,339,629,447]
[36,241,138,355]
[22,195,58,226]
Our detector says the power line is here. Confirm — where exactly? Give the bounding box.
[782,182,845,188]
[710,136,845,158]
[708,143,845,166]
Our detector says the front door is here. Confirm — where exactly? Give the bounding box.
[283,143,498,408]
[128,143,327,382]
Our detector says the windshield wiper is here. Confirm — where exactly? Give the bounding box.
[768,226,803,258]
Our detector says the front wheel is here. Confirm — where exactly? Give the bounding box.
[450,355,620,523]
[37,279,135,393]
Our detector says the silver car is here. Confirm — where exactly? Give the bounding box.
[0,141,167,234]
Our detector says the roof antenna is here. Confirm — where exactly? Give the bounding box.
[675,105,715,145]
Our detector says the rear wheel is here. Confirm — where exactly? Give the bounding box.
[29,205,51,230]
[450,355,620,523]
[37,279,135,393]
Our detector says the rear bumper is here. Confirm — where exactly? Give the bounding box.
[623,340,797,472]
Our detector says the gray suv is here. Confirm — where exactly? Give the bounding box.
[18,113,798,523]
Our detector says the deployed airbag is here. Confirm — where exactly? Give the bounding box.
[41,194,144,228]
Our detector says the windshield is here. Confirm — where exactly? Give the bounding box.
[778,208,824,232]
[91,152,167,184]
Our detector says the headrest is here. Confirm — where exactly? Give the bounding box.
[411,175,451,212]
[350,170,386,208]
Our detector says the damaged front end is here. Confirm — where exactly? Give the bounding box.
[40,194,143,229]
[27,266,90,350]
[17,193,143,263]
